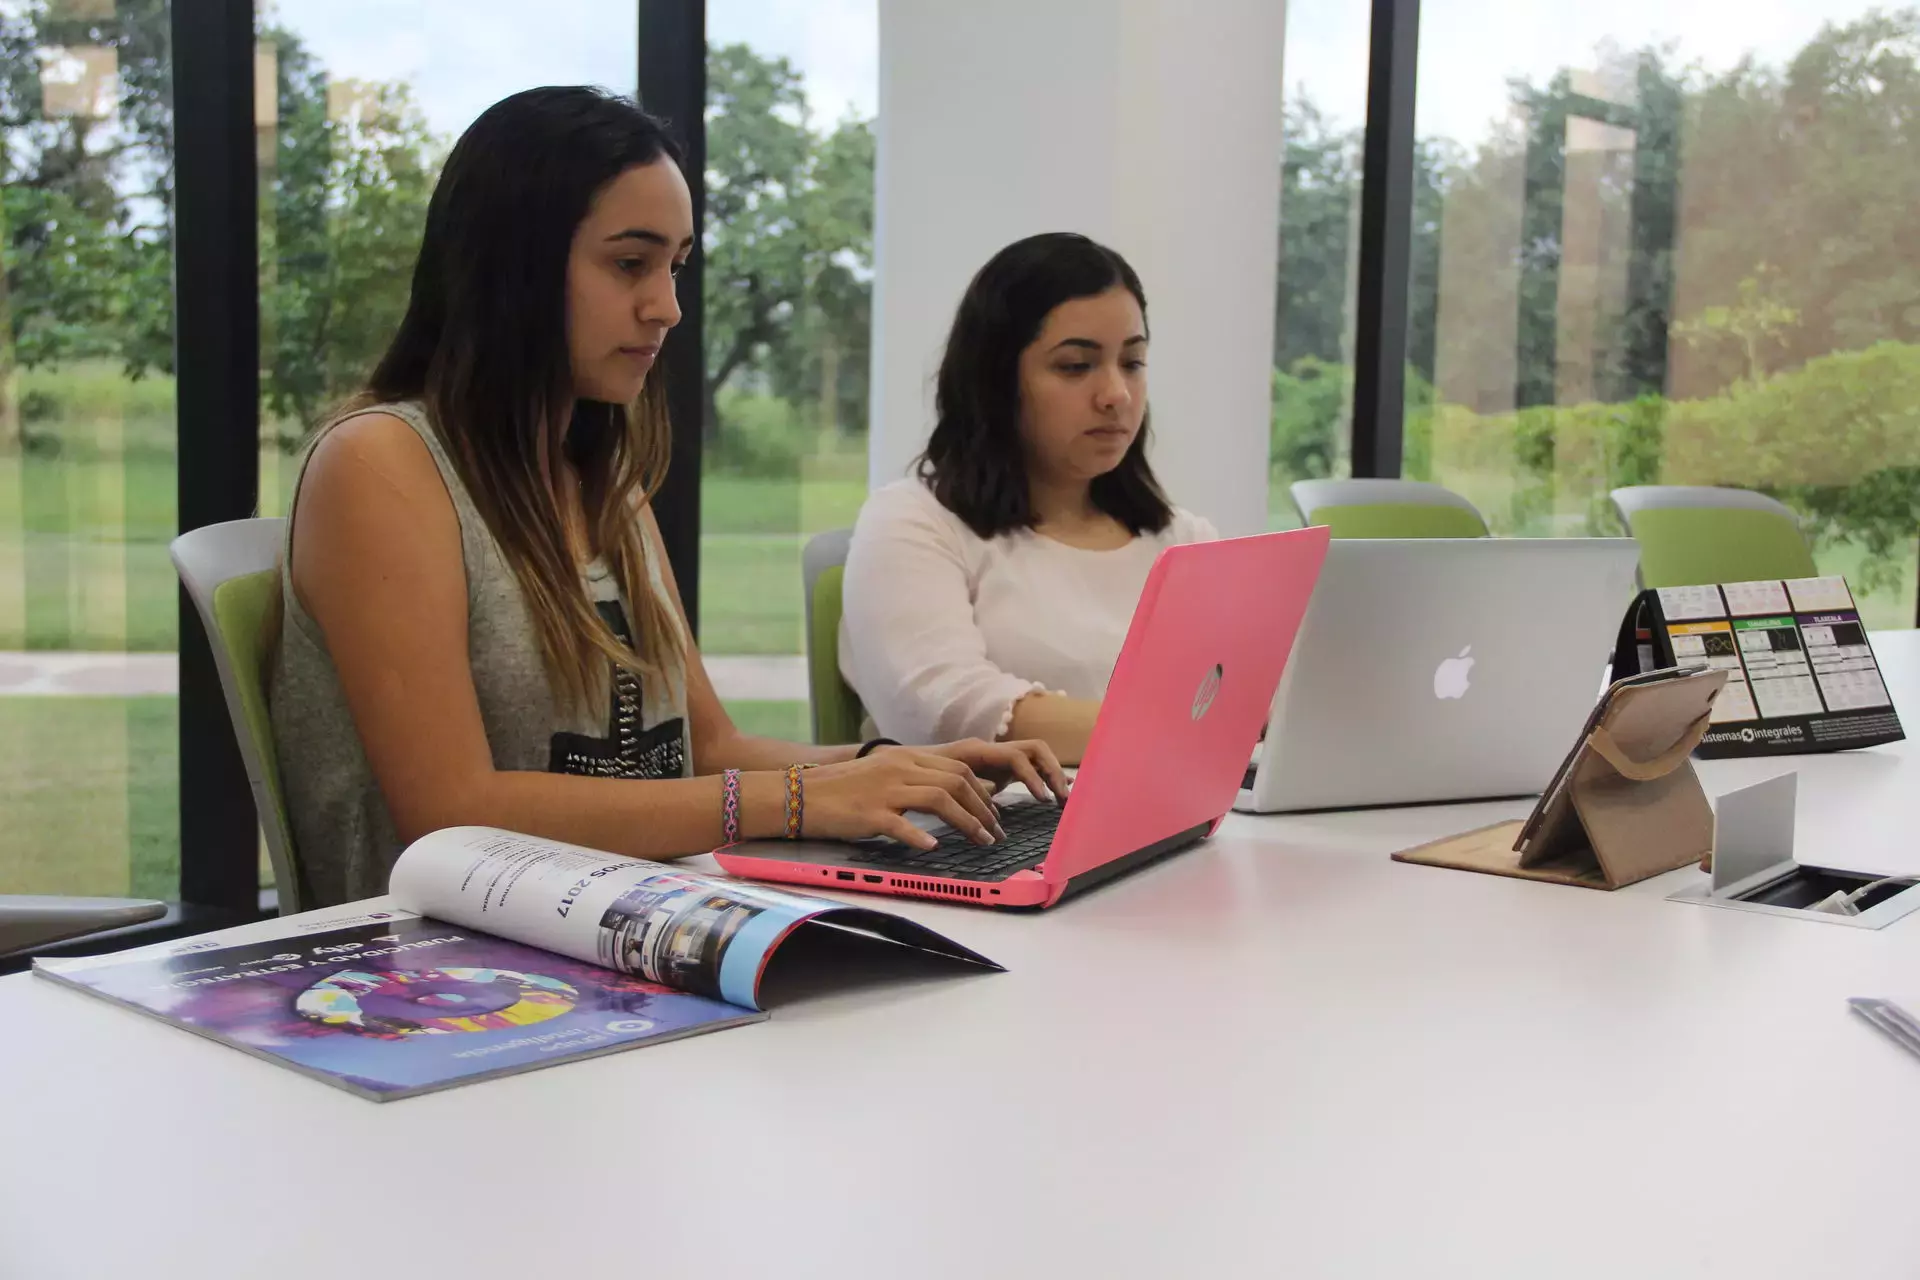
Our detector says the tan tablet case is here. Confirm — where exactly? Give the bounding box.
[1391,667,1727,890]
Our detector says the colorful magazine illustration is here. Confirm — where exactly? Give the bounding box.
[34,827,1001,1101]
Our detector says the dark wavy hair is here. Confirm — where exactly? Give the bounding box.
[918,232,1174,539]
[349,86,686,712]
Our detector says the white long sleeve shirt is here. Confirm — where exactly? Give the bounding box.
[837,478,1219,744]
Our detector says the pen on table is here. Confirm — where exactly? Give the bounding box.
[1848,997,1920,1062]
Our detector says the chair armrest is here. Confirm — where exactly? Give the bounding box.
[0,895,169,953]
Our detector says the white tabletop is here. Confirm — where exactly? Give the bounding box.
[8,637,1920,1280]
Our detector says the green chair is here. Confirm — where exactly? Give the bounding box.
[170,518,308,912]
[802,528,866,745]
[1290,478,1490,538]
[1610,485,1818,588]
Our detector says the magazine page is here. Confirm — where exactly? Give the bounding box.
[388,826,1002,1010]
[34,913,764,1101]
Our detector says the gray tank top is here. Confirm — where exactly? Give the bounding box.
[270,400,692,907]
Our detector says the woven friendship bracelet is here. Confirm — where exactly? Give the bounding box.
[720,768,742,846]
[782,764,806,839]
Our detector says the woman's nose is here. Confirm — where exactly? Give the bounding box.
[641,278,683,328]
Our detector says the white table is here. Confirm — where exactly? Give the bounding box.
[7,638,1920,1280]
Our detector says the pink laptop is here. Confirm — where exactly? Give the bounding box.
[714,526,1331,909]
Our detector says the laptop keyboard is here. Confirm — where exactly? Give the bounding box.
[848,800,1062,881]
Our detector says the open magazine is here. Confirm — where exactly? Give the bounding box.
[34,827,1001,1101]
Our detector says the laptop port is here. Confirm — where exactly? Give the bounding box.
[835,870,855,881]
[862,874,883,884]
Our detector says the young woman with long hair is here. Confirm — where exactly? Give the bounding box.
[272,87,1064,907]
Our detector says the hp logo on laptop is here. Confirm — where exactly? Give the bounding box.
[1192,664,1224,721]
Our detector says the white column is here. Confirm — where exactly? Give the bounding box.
[870,0,1288,537]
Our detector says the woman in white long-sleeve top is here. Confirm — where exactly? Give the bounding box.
[839,232,1218,765]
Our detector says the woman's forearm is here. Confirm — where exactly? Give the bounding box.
[693,730,861,775]
[1005,692,1100,766]
[404,768,791,862]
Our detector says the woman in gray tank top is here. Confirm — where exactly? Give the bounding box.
[273,87,1068,907]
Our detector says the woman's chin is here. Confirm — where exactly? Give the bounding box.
[1076,439,1135,473]
[580,374,647,404]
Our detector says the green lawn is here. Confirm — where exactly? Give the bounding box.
[725,698,810,741]
[0,695,179,899]
[697,473,866,652]
[701,469,867,536]
[0,452,179,651]
[699,533,812,654]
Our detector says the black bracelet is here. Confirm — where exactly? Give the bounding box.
[855,737,900,759]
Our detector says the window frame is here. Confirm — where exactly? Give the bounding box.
[11,0,708,969]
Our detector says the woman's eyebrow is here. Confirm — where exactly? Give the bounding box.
[605,228,697,251]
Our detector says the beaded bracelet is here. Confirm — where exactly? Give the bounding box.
[720,768,742,846]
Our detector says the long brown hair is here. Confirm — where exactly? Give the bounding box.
[341,86,688,713]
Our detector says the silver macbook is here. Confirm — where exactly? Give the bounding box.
[1237,537,1641,813]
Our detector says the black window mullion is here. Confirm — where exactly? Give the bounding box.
[637,0,707,635]
[1350,0,1422,479]
[171,0,262,913]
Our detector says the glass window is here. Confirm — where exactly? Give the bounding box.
[1,0,178,899]
[1410,3,1920,627]
[255,1,640,515]
[702,0,876,738]
[1270,3,1369,528]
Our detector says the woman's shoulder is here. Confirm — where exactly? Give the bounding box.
[846,478,993,581]
[296,403,460,545]
[306,404,438,486]
[1162,506,1221,544]
[857,477,972,538]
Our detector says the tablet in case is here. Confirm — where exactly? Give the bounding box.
[1391,666,1727,890]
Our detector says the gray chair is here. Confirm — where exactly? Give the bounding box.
[1609,485,1818,589]
[1289,478,1490,538]
[0,895,166,956]
[170,518,308,912]
[802,528,865,744]
[1610,484,1803,526]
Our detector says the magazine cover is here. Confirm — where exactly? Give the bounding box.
[35,827,1004,1101]
[37,913,764,1100]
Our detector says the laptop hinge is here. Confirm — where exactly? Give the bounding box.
[1057,819,1214,903]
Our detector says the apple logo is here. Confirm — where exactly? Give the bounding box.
[1433,646,1474,700]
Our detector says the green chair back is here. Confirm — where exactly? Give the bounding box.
[171,518,306,911]
[211,569,294,860]
[1629,506,1819,589]
[808,564,865,745]
[1305,502,1490,540]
